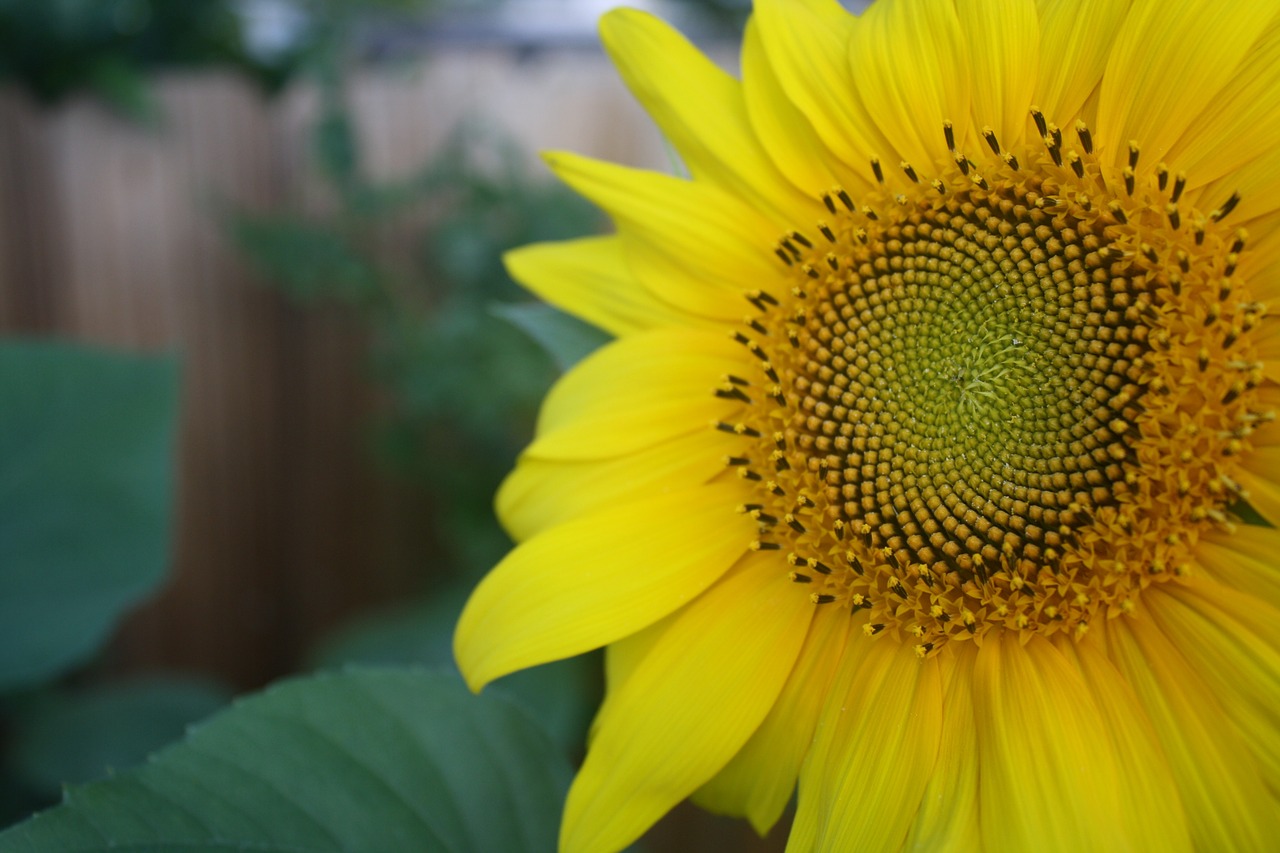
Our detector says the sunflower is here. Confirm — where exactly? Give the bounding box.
[455,1,1280,850]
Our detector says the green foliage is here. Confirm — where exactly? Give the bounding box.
[0,342,180,691]
[491,302,611,373]
[0,0,294,119]
[0,669,573,853]
[308,586,601,756]
[5,677,232,799]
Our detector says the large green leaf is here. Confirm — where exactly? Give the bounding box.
[6,677,233,798]
[0,668,572,852]
[0,341,180,690]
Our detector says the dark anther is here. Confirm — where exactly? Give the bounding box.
[943,121,956,151]
[1128,142,1140,169]
[774,246,792,265]
[803,265,820,279]
[1068,152,1084,178]
[901,161,919,183]
[1051,125,1063,149]
[754,511,778,524]
[1108,201,1127,224]
[740,469,763,481]
[746,292,767,312]
[811,560,833,575]
[790,230,812,249]
[818,222,836,242]
[732,331,751,346]
[1223,384,1243,405]
[716,386,751,403]
[982,126,1000,155]
[725,374,749,386]
[1123,168,1135,196]
[826,253,839,270]
[1230,231,1247,253]
[866,622,885,634]
[1075,120,1093,154]
[1045,136,1062,167]
[1167,204,1181,230]
[786,515,806,533]
[726,456,750,466]
[763,362,779,382]
[1211,192,1241,222]
[1030,107,1047,138]
[754,540,780,550]
[837,188,855,210]
[862,205,879,221]
[813,594,837,605]
[1171,173,1186,202]
[1156,164,1169,191]
[931,179,946,195]
[1002,152,1019,170]
[746,318,768,335]
[757,289,779,306]
[871,158,885,184]
[790,572,812,584]
[822,192,837,214]
[846,553,864,574]
[954,153,970,175]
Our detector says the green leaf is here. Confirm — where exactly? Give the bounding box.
[491,302,610,372]
[0,342,180,690]
[6,677,233,798]
[0,668,572,853]
[308,590,601,756]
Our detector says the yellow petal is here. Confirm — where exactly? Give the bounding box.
[692,604,851,835]
[545,151,779,321]
[1150,580,1280,794]
[1164,14,1280,191]
[788,639,943,853]
[1053,633,1194,852]
[903,643,982,853]
[561,556,813,853]
[741,17,843,200]
[1095,0,1279,170]
[504,236,712,337]
[1033,0,1131,129]
[498,427,732,542]
[753,0,889,190]
[454,481,752,690]
[527,327,744,459]
[1233,445,1280,527]
[1106,610,1277,850]
[600,8,811,226]
[848,0,970,176]
[958,0,1039,151]
[973,634,1129,853]
[1196,524,1280,606]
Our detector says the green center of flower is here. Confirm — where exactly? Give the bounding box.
[723,118,1269,655]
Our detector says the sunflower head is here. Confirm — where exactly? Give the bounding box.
[456,2,1280,851]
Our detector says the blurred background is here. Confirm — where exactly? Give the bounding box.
[0,0,799,848]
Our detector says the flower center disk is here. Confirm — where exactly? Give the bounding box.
[723,127,1268,656]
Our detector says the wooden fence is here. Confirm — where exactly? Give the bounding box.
[0,45,670,689]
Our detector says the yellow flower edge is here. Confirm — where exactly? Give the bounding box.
[456,1,1280,851]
